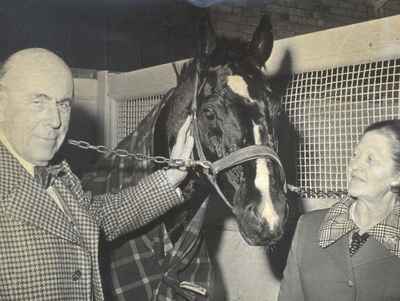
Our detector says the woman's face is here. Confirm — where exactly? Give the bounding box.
[348,130,399,202]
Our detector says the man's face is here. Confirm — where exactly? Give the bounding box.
[1,61,73,166]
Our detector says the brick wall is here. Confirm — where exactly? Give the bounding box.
[377,0,400,17]
[209,0,398,41]
[0,0,203,72]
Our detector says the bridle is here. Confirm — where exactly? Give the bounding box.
[189,62,287,211]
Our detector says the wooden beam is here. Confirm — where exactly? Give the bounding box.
[372,0,390,10]
[265,15,400,75]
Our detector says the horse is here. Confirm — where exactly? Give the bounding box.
[83,14,288,301]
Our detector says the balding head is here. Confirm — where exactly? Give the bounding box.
[0,48,73,94]
[0,48,73,166]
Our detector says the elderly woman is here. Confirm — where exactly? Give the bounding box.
[278,119,400,301]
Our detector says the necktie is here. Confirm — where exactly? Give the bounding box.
[34,165,72,220]
[349,231,369,256]
[34,165,63,189]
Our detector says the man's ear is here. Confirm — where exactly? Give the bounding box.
[390,173,400,194]
[0,85,8,122]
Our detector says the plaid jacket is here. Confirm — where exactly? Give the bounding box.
[0,142,183,301]
[83,96,213,300]
[279,206,400,301]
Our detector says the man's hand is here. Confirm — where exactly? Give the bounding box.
[165,115,194,188]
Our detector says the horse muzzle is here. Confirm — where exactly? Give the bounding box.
[234,201,287,246]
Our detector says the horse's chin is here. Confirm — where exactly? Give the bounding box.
[235,205,285,246]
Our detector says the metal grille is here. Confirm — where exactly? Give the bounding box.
[282,58,400,193]
[116,94,164,143]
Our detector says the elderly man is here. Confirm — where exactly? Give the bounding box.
[0,48,194,300]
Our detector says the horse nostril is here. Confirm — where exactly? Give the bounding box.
[244,203,263,222]
[245,203,254,215]
[203,108,216,120]
[245,203,258,216]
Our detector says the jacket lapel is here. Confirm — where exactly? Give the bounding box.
[351,236,394,265]
[324,235,350,276]
[53,175,96,251]
[0,143,81,244]
[325,234,396,273]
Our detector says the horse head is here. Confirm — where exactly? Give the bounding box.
[157,15,288,246]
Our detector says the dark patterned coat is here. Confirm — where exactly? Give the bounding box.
[0,142,183,301]
[278,208,400,301]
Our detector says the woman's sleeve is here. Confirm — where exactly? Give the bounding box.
[277,215,305,301]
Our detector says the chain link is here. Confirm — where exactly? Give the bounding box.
[287,184,347,199]
[67,139,213,170]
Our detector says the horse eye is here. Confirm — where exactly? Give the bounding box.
[203,107,216,120]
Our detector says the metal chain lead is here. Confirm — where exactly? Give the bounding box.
[287,184,347,199]
[67,139,213,170]
[68,139,348,199]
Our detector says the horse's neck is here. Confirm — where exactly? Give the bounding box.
[182,177,211,201]
[163,177,210,242]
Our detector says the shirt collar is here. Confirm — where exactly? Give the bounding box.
[319,196,400,258]
[0,129,35,176]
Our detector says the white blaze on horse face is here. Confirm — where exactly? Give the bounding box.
[227,75,280,230]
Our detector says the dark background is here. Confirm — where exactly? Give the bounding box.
[0,0,398,72]
[0,0,203,71]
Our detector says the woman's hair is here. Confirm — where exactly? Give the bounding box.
[364,119,400,172]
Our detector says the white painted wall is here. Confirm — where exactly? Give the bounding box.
[73,78,98,119]
[265,15,400,76]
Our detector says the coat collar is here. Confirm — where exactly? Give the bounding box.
[319,196,400,258]
[0,143,82,244]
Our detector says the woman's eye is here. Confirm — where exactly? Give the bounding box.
[58,100,71,111]
[33,98,43,105]
[32,97,45,108]
[367,154,375,163]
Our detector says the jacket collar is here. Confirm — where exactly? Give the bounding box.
[0,142,82,244]
[0,129,34,176]
[319,196,400,258]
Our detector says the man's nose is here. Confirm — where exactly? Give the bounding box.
[45,103,61,128]
[349,156,364,172]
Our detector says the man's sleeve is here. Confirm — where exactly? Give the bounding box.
[84,170,184,241]
[277,215,305,301]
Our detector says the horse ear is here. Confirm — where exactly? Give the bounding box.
[248,15,274,68]
[197,14,217,58]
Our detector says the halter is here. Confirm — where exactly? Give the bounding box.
[190,61,287,211]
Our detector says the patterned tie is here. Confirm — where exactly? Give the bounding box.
[349,231,369,256]
[33,165,63,189]
[34,165,73,220]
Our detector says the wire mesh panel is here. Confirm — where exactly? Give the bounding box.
[116,94,164,143]
[283,58,400,194]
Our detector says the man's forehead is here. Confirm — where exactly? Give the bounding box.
[2,49,72,87]
[5,48,68,69]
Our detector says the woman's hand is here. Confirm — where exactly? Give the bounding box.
[165,115,194,188]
